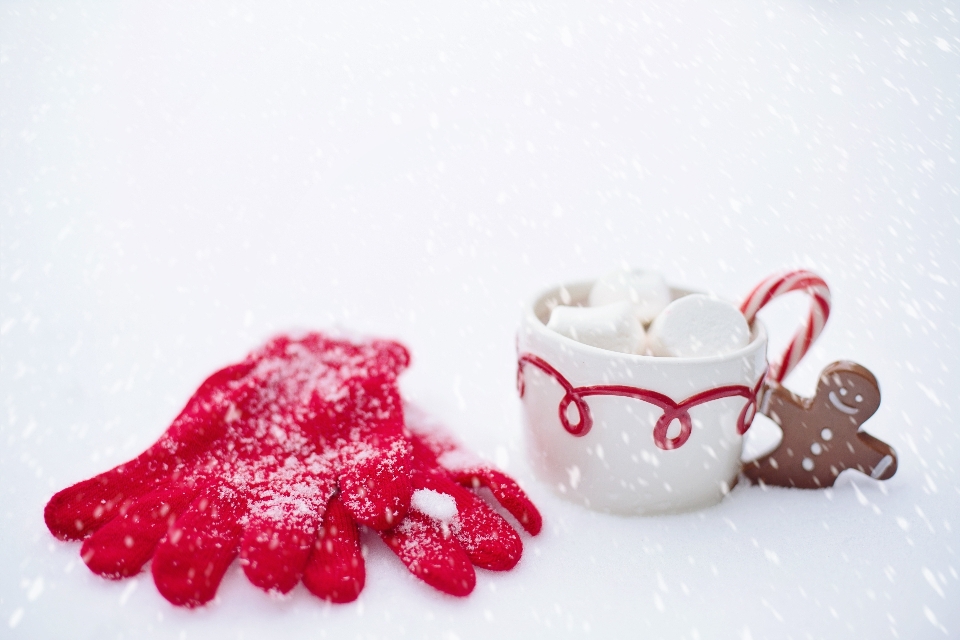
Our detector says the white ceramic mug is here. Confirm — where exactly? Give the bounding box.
[517,281,767,515]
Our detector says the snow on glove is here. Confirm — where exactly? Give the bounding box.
[381,404,542,597]
[44,333,413,607]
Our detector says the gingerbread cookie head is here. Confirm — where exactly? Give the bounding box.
[744,361,897,488]
[814,362,881,426]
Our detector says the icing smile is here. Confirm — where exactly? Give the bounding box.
[828,391,858,415]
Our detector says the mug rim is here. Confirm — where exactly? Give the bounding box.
[525,280,768,366]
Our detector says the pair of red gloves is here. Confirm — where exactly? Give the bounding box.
[44,333,541,607]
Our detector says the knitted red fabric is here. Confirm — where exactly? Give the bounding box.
[379,405,542,597]
[45,332,543,606]
[45,333,413,607]
[267,405,544,601]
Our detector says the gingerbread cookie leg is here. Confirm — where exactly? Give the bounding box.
[743,361,898,489]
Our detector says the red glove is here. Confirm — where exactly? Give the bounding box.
[304,405,543,600]
[44,333,413,607]
[45,333,543,605]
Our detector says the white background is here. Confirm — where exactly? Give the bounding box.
[2,1,958,638]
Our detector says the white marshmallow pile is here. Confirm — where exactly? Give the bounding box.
[546,301,646,354]
[546,269,751,358]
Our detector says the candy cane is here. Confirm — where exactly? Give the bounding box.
[740,270,831,383]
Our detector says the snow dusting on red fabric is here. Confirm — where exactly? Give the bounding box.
[44,333,541,606]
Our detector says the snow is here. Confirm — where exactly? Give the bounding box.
[2,0,958,638]
[411,490,458,524]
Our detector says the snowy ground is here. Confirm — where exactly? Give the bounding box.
[2,1,958,638]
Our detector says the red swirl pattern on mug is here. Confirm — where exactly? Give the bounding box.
[517,353,765,450]
[740,270,831,384]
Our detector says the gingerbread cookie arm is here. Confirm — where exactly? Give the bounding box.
[743,361,898,489]
[742,382,820,488]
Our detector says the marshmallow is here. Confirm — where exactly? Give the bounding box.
[547,301,646,354]
[588,269,671,324]
[646,294,750,358]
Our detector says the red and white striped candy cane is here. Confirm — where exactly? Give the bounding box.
[740,270,831,383]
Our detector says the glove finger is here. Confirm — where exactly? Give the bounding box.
[152,485,246,607]
[162,360,257,452]
[338,382,413,530]
[415,474,523,572]
[239,522,315,595]
[80,484,197,579]
[453,491,523,572]
[380,511,475,597]
[339,439,412,531]
[302,496,365,603]
[453,468,543,536]
[240,476,335,594]
[44,456,177,541]
[400,402,542,536]
[45,361,253,541]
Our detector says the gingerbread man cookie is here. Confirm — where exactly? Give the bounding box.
[743,361,898,488]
